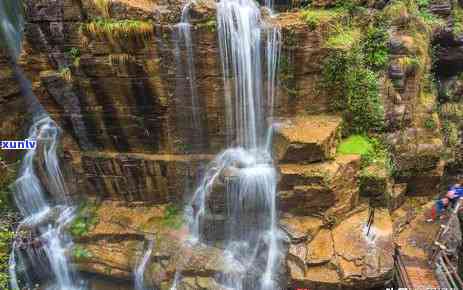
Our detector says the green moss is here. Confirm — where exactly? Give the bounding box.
[337,135,374,156]
[382,0,409,23]
[0,158,17,213]
[198,18,217,32]
[453,2,463,35]
[301,9,344,30]
[423,117,437,130]
[0,225,14,289]
[415,0,446,27]
[162,204,183,229]
[338,135,391,169]
[0,159,17,289]
[279,53,299,99]
[442,120,459,148]
[69,202,99,238]
[322,20,388,134]
[72,245,93,261]
[325,27,360,50]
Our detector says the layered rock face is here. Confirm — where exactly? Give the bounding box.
[0,51,27,162]
[5,0,462,289]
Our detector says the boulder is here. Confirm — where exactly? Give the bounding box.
[287,209,394,289]
[278,155,361,216]
[273,115,342,164]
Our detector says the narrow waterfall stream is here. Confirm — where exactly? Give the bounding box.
[134,240,155,290]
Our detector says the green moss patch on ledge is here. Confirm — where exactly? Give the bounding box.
[80,18,154,42]
[337,135,373,156]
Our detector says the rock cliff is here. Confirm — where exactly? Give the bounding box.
[3,0,463,289]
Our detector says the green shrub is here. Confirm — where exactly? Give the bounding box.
[162,204,183,229]
[323,48,385,133]
[361,27,389,71]
[0,159,17,289]
[66,47,81,66]
[72,245,93,261]
[423,117,437,130]
[69,202,99,237]
[0,226,14,289]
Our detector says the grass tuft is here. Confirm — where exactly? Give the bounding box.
[81,19,154,42]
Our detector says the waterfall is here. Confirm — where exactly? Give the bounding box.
[185,0,282,288]
[10,117,81,290]
[134,240,155,290]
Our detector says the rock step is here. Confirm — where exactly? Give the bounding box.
[277,155,360,216]
[273,115,342,164]
[287,209,394,289]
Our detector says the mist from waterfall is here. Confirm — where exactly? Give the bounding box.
[184,0,283,288]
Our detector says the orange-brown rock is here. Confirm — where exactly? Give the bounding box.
[278,154,360,216]
[273,115,342,164]
[0,51,26,162]
[71,201,240,288]
[288,209,394,289]
[69,151,213,202]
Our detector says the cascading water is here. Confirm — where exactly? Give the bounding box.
[184,0,283,289]
[134,240,155,290]
[9,117,81,290]
[1,1,81,289]
[174,2,206,152]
